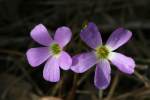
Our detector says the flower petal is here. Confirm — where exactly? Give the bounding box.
[59,51,72,70]
[109,52,135,74]
[106,28,132,51]
[80,22,102,49]
[71,52,97,73]
[43,57,60,82]
[26,47,50,67]
[54,26,72,48]
[31,24,53,46]
[94,60,111,89]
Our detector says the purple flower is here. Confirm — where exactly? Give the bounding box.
[71,22,135,89]
[26,24,72,82]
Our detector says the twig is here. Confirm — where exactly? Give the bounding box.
[104,72,119,100]
[111,87,150,100]
[0,49,24,57]
[66,74,77,100]
[51,79,63,96]
[0,49,43,95]
[134,71,150,87]
[77,69,93,86]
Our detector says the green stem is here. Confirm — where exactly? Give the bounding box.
[99,89,103,100]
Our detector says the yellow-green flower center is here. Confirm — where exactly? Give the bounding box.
[95,46,109,59]
[50,43,61,55]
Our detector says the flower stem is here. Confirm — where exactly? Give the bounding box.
[99,89,103,100]
[105,72,119,100]
[66,74,78,100]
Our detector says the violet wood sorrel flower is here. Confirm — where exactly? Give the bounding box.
[26,24,72,82]
[71,22,135,89]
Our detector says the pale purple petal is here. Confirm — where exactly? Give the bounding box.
[106,28,132,51]
[31,24,53,46]
[26,47,50,67]
[54,26,72,48]
[71,52,97,73]
[43,57,60,82]
[59,51,72,70]
[80,22,102,49]
[94,60,111,89]
[109,52,135,74]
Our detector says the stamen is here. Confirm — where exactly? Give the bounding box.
[95,46,109,59]
[50,43,61,55]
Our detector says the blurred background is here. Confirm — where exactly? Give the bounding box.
[0,0,150,100]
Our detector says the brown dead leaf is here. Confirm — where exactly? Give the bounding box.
[40,96,62,100]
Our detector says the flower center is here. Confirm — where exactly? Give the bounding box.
[95,45,109,59]
[50,43,61,55]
